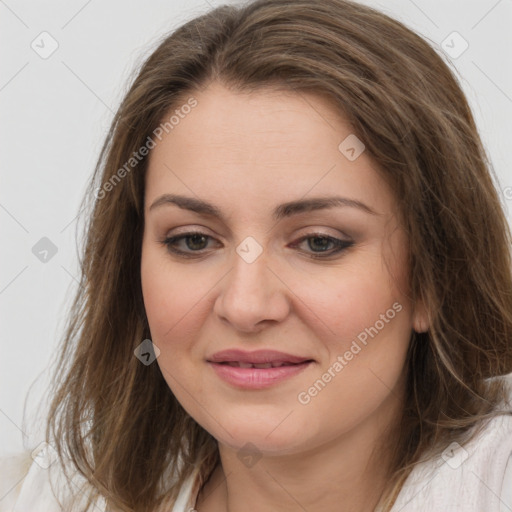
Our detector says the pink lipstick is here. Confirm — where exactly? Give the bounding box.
[207,349,314,389]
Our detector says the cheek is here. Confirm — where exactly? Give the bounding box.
[140,250,205,399]
[141,261,180,340]
[141,246,208,343]
[140,245,222,399]
[299,256,410,351]
[292,256,413,419]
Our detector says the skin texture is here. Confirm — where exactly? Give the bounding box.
[141,81,429,512]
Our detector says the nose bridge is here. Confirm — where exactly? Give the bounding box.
[227,242,273,309]
[231,243,269,295]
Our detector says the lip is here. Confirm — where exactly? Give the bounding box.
[208,349,312,365]
[207,349,314,389]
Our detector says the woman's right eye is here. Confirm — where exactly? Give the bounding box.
[160,231,218,258]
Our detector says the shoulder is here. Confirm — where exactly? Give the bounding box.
[392,387,512,511]
[0,451,33,511]
[0,444,106,512]
[457,412,512,509]
[0,444,198,512]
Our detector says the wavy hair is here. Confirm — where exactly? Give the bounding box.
[43,0,512,510]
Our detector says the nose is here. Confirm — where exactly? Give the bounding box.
[213,248,291,333]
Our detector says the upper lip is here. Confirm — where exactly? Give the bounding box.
[207,349,313,365]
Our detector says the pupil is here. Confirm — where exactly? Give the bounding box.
[310,237,329,252]
[187,234,207,250]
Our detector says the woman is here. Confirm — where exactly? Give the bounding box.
[1,0,512,511]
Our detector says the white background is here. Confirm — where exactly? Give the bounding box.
[1,0,511,457]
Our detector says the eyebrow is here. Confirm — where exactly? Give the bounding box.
[148,193,379,221]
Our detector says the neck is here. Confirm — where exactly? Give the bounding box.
[195,388,403,512]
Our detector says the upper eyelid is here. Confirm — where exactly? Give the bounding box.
[164,225,352,240]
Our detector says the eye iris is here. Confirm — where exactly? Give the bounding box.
[308,236,330,252]
[186,234,208,250]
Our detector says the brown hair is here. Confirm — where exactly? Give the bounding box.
[43,0,512,510]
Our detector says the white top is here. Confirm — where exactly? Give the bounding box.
[1,383,512,511]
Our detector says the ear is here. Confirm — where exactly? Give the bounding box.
[412,299,430,333]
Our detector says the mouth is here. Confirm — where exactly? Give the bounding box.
[207,349,314,365]
[216,360,313,369]
[206,349,315,389]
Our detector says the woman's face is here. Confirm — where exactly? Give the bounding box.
[141,81,427,456]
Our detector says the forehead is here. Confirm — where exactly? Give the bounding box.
[144,82,396,218]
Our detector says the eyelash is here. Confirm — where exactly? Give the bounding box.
[159,231,354,259]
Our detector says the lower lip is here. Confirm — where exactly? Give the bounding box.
[208,361,312,389]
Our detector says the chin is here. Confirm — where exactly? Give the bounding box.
[209,409,315,456]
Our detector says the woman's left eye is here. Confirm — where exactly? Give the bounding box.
[160,231,353,259]
[291,234,354,258]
